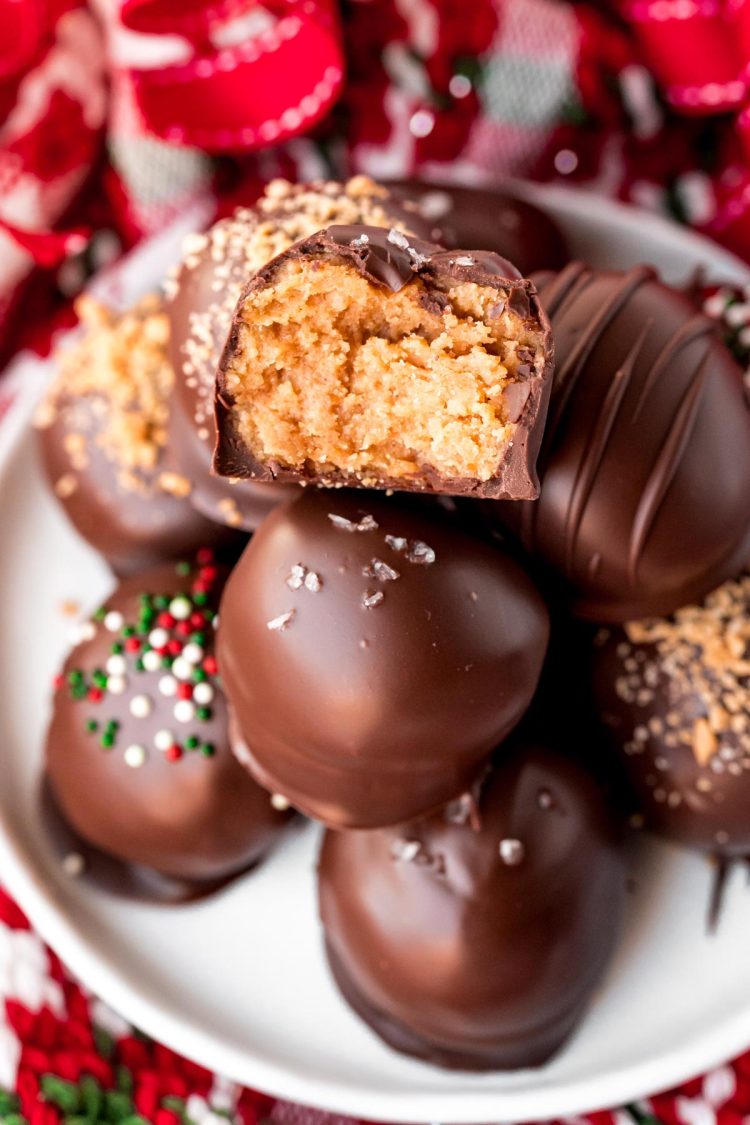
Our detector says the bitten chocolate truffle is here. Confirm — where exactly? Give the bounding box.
[388,180,570,275]
[35,296,230,576]
[592,573,750,855]
[214,225,552,500]
[46,555,291,884]
[492,263,750,622]
[166,177,427,530]
[219,490,549,828]
[318,743,625,1071]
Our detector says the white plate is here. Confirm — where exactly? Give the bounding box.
[1,187,749,1125]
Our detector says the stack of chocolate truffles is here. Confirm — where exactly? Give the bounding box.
[37,176,750,1070]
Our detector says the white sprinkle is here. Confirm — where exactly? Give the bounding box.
[271,793,291,811]
[124,744,147,768]
[304,571,322,592]
[129,694,153,719]
[182,642,204,665]
[350,233,370,248]
[154,729,175,751]
[267,610,296,631]
[172,657,193,681]
[104,611,124,633]
[69,621,96,645]
[159,675,178,697]
[450,255,475,267]
[149,628,169,649]
[170,596,192,620]
[391,838,421,862]
[328,513,378,533]
[106,654,127,676]
[406,540,436,565]
[385,534,408,552]
[193,682,215,706]
[174,700,196,723]
[142,650,161,672]
[362,590,384,609]
[499,838,525,866]
[286,564,306,590]
[107,675,126,695]
[62,852,85,877]
[387,228,410,250]
[363,558,400,583]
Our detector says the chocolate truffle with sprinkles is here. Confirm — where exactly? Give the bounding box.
[214,224,552,500]
[592,573,750,856]
[165,177,430,531]
[491,263,750,622]
[35,295,229,576]
[219,490,549,828]
[318,743,625,1070]
[45,553,291,884]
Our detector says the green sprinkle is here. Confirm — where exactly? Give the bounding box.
[196,706,212,721]
[176,561,191,576]
[105,719,119,732]
[123,626,136,638]
[72,684,87,700]
[135,658,145,673]
[200,743,215,757]
[86,719,98,733]
[191,631,206,645]
[68,669,84,684]
[185,736,199,750]
[93,669,107,688]
[101,733,115,749]
[154,595,169,610]
[193,668,207,683]
[94,607,106,621]
[194,592,208,606]
[111,642,123,654]
[162,655,173,668]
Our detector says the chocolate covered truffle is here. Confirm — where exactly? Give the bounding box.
[318,743,625,1071]
[492,263,750,622]
[219,490,549,828]
[35,296,229,576]
[214,225,552,500]
[166,177,428,530]
[593,573,750,855]
[46,554,291,884]
[388,180,570,275]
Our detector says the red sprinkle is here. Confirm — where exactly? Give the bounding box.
[88,688,103,702]
[197,547,214,565]
[176,621,192,637]
[165,745,182,762]
[177,682,193,700]
[199,565,218,583]
[53,674,64,691]
[158,612,176,629]
[167,639,182,656]
[203,655,218,676]
[190,612,205,629]
[125,637,141,652]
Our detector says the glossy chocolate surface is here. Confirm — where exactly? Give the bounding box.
[214,224,552,501]
[318,744,625,1070]
[219,490,549,828]
[492,263,750,622]
[593,573,750,855]
[46,558,291,883]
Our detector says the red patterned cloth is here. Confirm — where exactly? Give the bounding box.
[2,2,750,1122]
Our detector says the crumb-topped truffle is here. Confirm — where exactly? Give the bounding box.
[593,572,750,854]
[35,295,229,575]
[165,177,428,530]
[214,225,552,499]
[45,554,291,885]
[219,489,549,828]
[318,742,625,1070]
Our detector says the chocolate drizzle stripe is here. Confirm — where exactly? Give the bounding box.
[627,349,710,585]
[630,315,716,424]
[563,324,648,577]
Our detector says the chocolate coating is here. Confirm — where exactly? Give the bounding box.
[219,490,550,828]
[166,178,429,530]
[318,743,625,1071]
[491,263,750,622]
[388,180,570,275]
[46,557,291,883]
[35,296,233,576]
[214,224,553,501]
[592,573,750,856]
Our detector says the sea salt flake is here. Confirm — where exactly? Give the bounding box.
[385,534,408,553]
[362,590,384,609]
[498,838,525,866]
[267,610,296,631]
[450,255,475,266]
[286,564,306,590]
[304,571,322,592]
[387,228,410,250]
[363,558,400,583]
[391,838,421,862]
[406,540,436,565]
[328,513,378,533]
[350,233,370,248]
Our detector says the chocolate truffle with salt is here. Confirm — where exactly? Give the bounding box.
[214,224,552,500]
[593,573,750,855]
[219,490,549,828]
[35,295,228,576]
[166,177,429,530]
[46,556,291,886]
[319,743,625,1070]
[492,263,750,622]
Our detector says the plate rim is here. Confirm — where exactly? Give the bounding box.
[1,185,749,1123]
